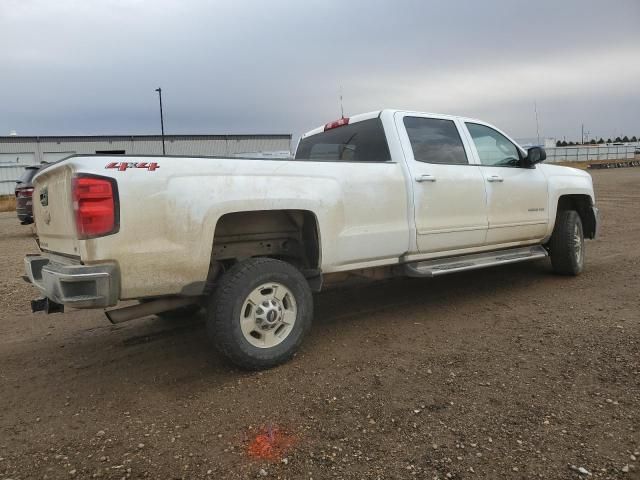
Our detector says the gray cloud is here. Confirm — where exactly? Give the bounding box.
[1,0,639,142]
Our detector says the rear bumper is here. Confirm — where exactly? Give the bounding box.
[24,255,119,308]
[17,212,33,224]
[16,198,33,223]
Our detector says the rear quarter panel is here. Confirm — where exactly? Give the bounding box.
[68,156,409,299]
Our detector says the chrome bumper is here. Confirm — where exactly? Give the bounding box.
[592,206,600,239]
[24,255,119,308]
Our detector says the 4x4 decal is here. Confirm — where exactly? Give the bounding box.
[105,162,159,172]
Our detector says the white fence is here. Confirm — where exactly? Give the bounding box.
[545,145,637,163]
[0,165,28,196]
[0,153,40,196]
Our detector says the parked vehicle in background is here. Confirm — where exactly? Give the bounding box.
[24,110,599,370]
[15,165,42,224]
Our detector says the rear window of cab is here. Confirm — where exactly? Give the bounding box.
[295,118,391,162]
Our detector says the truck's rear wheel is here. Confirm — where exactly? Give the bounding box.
[548,209,584,275]
[206,258,312,370]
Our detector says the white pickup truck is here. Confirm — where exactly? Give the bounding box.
[25,110,598,369]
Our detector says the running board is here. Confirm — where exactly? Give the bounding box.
[403,245,548,277]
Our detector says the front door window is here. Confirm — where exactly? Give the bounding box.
[466,123,521,167]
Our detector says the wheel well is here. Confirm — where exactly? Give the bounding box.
[208,209,320,282]
[557,194,596,239]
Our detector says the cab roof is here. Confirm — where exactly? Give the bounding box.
[301,109,485,138]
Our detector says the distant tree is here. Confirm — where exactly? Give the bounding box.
[614,136,622,143]
[597,138,605,144]
[606,138,612,143]
[590,139,597,144]
[561,140,568,147]
[568,141,575,146]
[631,136,638,142]
[622,135,630,143]
[555,140,562,147]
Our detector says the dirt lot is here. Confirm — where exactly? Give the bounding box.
[0,196,17,214]
[0,169,638,480]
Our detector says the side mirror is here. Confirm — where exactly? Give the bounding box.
[526,146,546,166]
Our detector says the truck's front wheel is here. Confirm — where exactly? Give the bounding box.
[548,209,585,275]
[206,258,313,370]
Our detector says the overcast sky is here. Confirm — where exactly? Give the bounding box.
[1,0,639,142]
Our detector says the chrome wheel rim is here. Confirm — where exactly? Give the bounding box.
[574,223,583,264]
[240,283,297,348]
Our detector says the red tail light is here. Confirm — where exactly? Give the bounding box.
[72,176,119,239]
[324,117,350,131]
[17,187,34,198]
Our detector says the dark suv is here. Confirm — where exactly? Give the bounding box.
[15,165,41,224]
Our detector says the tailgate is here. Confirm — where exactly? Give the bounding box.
[32,162,80,257]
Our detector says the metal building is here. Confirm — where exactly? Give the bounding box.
[0,134,291,195]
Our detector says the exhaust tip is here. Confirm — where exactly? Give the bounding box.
[104,309,115,324]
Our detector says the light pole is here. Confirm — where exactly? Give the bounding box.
[155,87,166,155]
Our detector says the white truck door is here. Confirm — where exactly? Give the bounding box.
[462,121,549,244]
[395,113,488,254]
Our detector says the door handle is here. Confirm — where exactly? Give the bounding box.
[415,174,436,183]
[486,175,504,182]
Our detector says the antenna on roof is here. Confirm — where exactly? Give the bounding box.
[339,85,345,119]
[534,100,540,145]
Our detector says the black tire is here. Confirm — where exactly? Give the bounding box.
[206,258,313,370]
[548,210,584,275]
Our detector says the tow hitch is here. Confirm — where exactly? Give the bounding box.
[31,297,64,314]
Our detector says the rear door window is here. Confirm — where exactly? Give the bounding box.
[295,118,391,162]
[403,117,468,165]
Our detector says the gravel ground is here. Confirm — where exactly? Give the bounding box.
[0,168,638,480]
